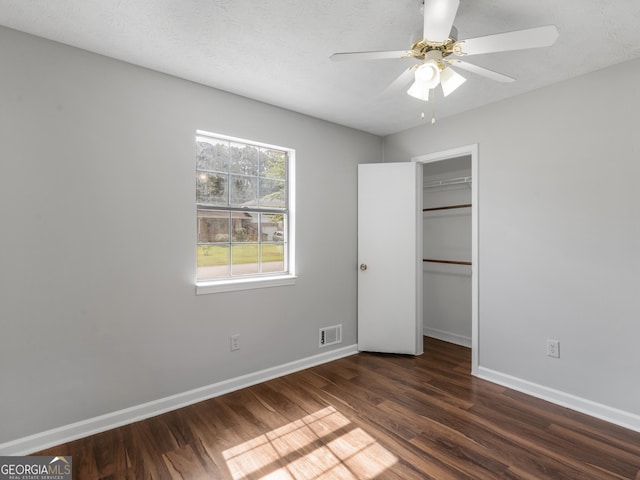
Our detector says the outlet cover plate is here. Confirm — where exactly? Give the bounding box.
[230,334,240,351]
[546,339,560,358]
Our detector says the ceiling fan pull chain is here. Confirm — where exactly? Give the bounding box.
[431,91,437,125]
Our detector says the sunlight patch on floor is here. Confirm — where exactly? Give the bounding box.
[223,406,398,480]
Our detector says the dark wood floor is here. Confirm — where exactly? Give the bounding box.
[36,338,640,479]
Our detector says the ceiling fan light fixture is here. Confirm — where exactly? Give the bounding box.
[407,59,440,101]
[407,81,430,101]
[440,66,466,97]
[414,59,440,89]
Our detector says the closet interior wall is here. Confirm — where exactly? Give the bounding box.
[423,156,472,347]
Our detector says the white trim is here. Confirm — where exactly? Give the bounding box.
[412,144,479,375]
[478,367,640,433]
[196,274,297,294]
[0,344,358,456]
[415,162,424,355]
[196,130,290,153]
[424,329,472,348]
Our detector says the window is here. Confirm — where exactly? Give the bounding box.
[195,131,295,293]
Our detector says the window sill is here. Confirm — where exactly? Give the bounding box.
[196,274,297,295]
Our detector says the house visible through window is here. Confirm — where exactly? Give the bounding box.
[196,131,294,288]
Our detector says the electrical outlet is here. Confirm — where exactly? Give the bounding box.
[230,334,240,351]
[546,339,560,358]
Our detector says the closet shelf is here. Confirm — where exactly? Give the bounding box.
[423,259,472,266]
[423,204,471,212]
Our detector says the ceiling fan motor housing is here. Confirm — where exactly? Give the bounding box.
[409,26,458,60]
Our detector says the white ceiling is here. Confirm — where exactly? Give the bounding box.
[1,0,639,136]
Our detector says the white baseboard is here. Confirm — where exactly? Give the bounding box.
[0,344,358,456]
[424,328,472,348]
[477,366,640,433]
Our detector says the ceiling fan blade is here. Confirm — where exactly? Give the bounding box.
[454,25,559,56]
[383,68,415,95]
[330,50,409,62]
[423,0,460,43]
[448,60,515,82]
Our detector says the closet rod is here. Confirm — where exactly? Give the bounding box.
[423,259,472,266]
[423,176,472,189]
[423,203,471,212]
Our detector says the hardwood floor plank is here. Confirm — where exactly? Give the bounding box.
[503,388,640,457]
[469,399,638,479]
[34,337,640,479]
[548,424,640,477]
[162,445,208,479]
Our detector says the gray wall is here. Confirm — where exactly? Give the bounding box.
[385,58,640,416]
[0,26,382,443]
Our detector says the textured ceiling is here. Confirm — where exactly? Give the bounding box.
[1,0,639,135]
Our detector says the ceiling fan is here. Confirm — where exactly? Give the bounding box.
[330,0,559,104]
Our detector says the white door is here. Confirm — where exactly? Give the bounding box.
[358,162,423,355]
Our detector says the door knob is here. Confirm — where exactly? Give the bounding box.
[360,264,368,271]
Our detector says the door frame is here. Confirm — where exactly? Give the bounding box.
[413,144,479,375]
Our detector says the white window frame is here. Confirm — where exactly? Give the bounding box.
[195,130,296,295]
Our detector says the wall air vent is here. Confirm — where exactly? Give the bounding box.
[319,324,342,348]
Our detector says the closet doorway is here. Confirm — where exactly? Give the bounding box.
[413,145,478,375]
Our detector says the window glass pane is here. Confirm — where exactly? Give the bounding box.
[195,132,292,286]
[260,148,286,179]
[230,175,258,206]
[198,210,230,243]
[230,143,259,176]
[259,178,286,209]
[261,213,286,243]
[231,244,259,276]
[232,212,259,242]
[261,244,285,273]
[197,172,228,206]
[197,138,229,172]
[197,245,230,280]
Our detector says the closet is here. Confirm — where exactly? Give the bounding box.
[422,155,472,347]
